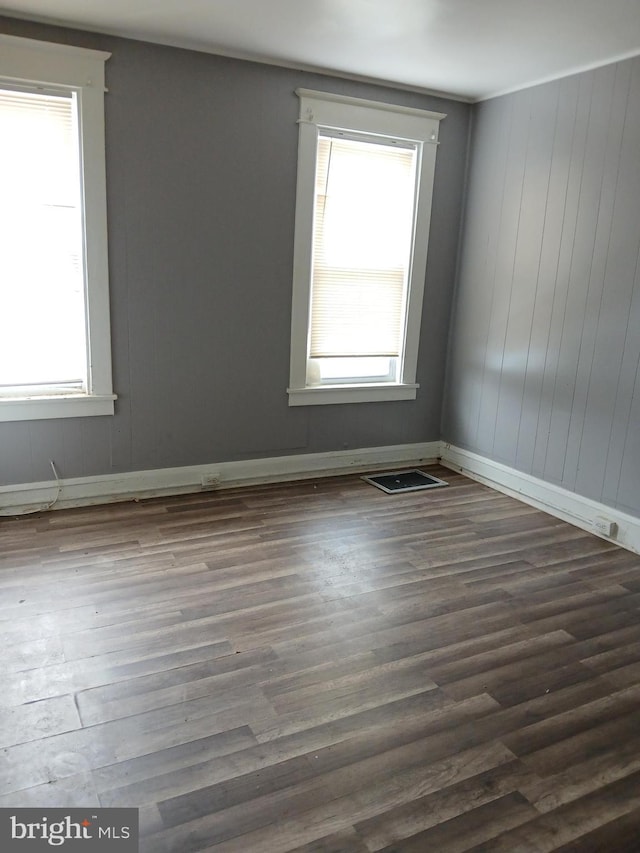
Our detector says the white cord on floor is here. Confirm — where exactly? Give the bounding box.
[0,459,62,517]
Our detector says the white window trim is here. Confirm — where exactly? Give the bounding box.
[287,89,445,407]
[0,35,116,422]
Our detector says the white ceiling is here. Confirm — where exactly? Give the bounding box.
[2,0,640,101]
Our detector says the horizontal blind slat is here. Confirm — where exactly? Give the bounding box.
[309,134,416,361]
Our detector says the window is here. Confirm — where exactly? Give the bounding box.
[288,90,445,406]
[0,35,115,422]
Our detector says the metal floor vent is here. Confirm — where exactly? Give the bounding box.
[362,469,448,494]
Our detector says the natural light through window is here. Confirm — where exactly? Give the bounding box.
[0,87,87,394]
[309,134,417,385]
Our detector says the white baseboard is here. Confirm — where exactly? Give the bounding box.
[440,443,640,556]
[4,439,638,556]
[0,442,441,515]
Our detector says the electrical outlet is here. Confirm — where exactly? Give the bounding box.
[592,516,617,538]
[201,473,220,490]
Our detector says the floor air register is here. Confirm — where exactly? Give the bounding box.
[362,469,448,494]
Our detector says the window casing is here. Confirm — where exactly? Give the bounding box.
[0,35,115,422]
[288,90,445,406]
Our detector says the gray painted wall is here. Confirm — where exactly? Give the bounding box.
[0,17,469,487]
[443,57,640,517]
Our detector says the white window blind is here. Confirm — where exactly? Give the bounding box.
[309,134,418,360]
[0,86,86,392]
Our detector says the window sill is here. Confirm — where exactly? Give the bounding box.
[287,383,418,406]
[0,393,117,422]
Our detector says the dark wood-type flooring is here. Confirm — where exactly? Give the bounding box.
[2,466,640,851]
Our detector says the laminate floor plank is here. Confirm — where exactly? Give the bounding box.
[518,726,640,813]
[147,742,521,853]
[0,695,278,798]
[515,706,640,777]
[287,828,370,852]
[0,772,101,809]
[354,759,535,851]
[377,792,538,852]
[549,806,640,852]
[2,467,640,850]
[0,694,82,749]
[467,767,640,852]
[106,688,485,809]
[93,725,258,794]
[1,639,239,710]
[502,682,640,758]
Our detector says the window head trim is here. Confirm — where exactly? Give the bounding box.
[0,35,111,89]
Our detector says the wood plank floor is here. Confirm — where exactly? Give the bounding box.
[2,466,640,851]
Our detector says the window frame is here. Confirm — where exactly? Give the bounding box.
[287,89,445,407]
[0,35,115,422]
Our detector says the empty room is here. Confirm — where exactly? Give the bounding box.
[2,1,640,850]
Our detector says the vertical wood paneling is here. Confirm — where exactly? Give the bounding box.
[543,68,610,484]
[443,98,511,449]
[562,64,630,493]
[476,92,531,456]
[590,58,640,510]
[493,84,557,462]
[444,55,640,520]
[516,78,576,473]
[467,99,514,451]
[617,366,640,514]
[531,74,592,478]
